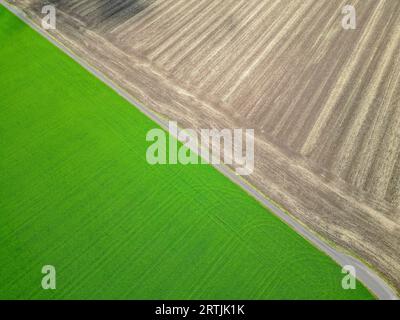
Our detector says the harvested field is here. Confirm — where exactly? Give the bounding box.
[7,0,400,291]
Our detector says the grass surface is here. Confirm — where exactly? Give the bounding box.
[0,5,373,299]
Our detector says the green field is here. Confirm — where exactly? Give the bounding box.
[0,6,373,299]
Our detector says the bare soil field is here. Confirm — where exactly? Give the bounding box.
[8,0,400,292]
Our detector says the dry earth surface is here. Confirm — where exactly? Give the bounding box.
[7,0,400,292]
